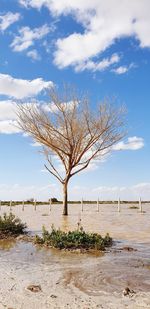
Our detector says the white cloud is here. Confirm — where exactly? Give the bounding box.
[0,73,53,98]
[112,66,129,75]
[113,136,144,151]
[0,100,41,121]
[20,0,150,71]
[0,183,59,200]
[19,0,45,9]
[75,136,144,171]
[26,49,41,61]
[77,136,144,171]
[0,120,21,134]
[0,100,20,134]
[31,141,42,147]
[92,183,150,200]
[0,100,51,134]
[43,100,79,113]
[85,161,99,172]
[93,185,121,193]
[75,53,120,72]
[132,183,150,197]
[0,181,150,200]
[0,100,17,120]
[77,136,144,172]
[0,12,20,32]
[112,63,135,74]
[11,24,50,52]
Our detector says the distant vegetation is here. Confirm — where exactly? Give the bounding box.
[0,198,59,206]
[0,213,26,238]
[0,200,149,206]
[35,225,112,251]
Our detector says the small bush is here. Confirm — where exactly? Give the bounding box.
[129,206,139,209]
[0,212,27,237]
[35,225,112,251]
[50,198,59,203]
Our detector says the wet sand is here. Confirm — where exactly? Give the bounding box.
[0,203,150,308]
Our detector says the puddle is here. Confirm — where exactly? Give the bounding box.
[63,241,150,295]
[0,238,150,296]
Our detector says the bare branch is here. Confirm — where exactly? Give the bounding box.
[16,84,126,215]
[44,164,63,183]
[44,149,64,182]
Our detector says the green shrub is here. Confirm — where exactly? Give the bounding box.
[0,212,27,237]
[129,206,139,209]
[35,225,112,251]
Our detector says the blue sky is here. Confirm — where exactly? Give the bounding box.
[0,0,150,201]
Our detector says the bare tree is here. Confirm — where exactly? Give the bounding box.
[17,86,126,215]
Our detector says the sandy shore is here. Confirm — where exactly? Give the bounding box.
[0,203,150,308]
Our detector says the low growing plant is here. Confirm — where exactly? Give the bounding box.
[0,212,27,237]
[129,206,139,209]
[35,225,112,251]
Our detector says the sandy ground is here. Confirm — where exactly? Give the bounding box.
[0,203,150,309]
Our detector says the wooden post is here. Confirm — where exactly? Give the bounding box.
[34,199,36,211]
[77,213,81,230]
[139,197,142,213]
[118,198,120,212]
[49,198,52,211]
[81,198,83,212]
[10,200,12,211]
[97,198,99,212]
[22,200,25,211]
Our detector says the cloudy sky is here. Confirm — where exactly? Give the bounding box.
[0,0,150,201]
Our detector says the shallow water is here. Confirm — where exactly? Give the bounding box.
[0,202,150,241]
[0,238,150,296]
[0,203,150,298]
[63,241,150,295]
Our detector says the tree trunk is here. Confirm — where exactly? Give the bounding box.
[63,181,68,215]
